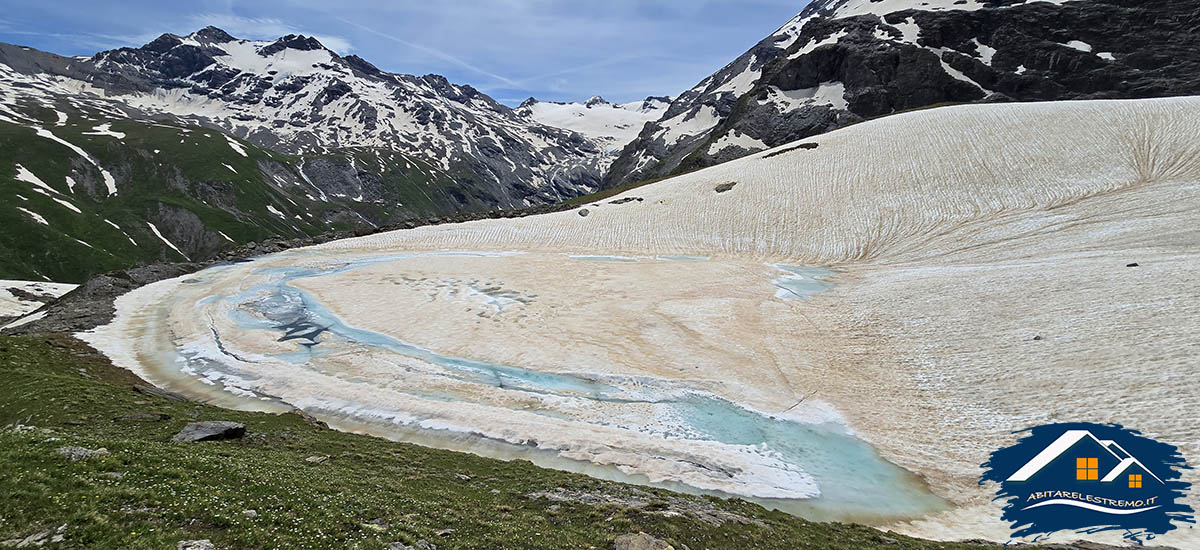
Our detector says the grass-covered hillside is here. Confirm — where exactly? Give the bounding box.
[0,333,1005,550]
[0,94,475,283]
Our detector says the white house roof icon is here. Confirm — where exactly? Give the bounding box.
[1006,430,1164,484]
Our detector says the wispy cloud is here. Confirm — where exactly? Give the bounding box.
[511,54,647,88]
[0,0,806,104]
[0,29,134,51]
[335,17,516,87]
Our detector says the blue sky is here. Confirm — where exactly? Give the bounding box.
[0,0,807,105]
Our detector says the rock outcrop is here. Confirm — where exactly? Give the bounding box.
[171,421,246,442]
[606,0,1200,188]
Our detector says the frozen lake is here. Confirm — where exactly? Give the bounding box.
[86,250,944,522]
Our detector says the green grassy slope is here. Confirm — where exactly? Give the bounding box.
[0,96,465,283]
[0,334,1000,550]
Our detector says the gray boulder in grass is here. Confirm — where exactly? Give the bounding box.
[177,540,215,550]
[171,421,246,442]
[613,532,674,550]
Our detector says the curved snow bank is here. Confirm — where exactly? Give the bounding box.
[321,97,1200,265]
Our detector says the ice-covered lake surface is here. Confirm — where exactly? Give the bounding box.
[95,250,942,522]
[569,254,639,262]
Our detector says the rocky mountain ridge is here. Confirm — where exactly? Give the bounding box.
[2,26,611,208]
[0,27,632,281]
[606,0,1200,187]
[0,60,495,282]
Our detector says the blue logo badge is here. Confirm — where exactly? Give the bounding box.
[981,423,1193,544]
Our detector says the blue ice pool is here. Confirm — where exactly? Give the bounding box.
[673,395,943,520]
[771,264,834,300]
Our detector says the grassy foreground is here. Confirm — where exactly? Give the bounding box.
[0,334,992,549]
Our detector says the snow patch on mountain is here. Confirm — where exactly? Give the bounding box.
[225,136,248,157]
[762,82,849,111]
[1061,40,1092,52]
[14,164,83,213]
[208,38,334,76]
[14,164,56,195]
[657,106,722,144]
[708,131,767,155]
[146,222,189,261]
[712,56,761,95]
[32,127,117,195]
[971,38,997,65]
[82,122,125,139]
[822,0,988,18]
[887,17,921,45]
[17,207,48,226]
[790,29,849,59]
[0,280,77,318]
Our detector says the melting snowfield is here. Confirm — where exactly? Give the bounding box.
[1,280,77,328]
[82,97,1200,545]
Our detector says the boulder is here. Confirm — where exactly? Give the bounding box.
[613,532,674,550]
[57,446,109,461]
[388,541,436,550]
[361,518,388,532]
[171,421,246,442]
[4,524,66,547]
[177,540,215,550]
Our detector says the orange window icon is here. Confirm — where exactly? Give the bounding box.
[1076,457,1099,480]
[1129,474,1143,488]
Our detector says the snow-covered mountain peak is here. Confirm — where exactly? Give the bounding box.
[215,38,338,78]
[89,26,344,85]
[625,96,672,114]
[188,25,237,44]
[260,33,329,53]
[139,33,185,54]
[515,95,670,151]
